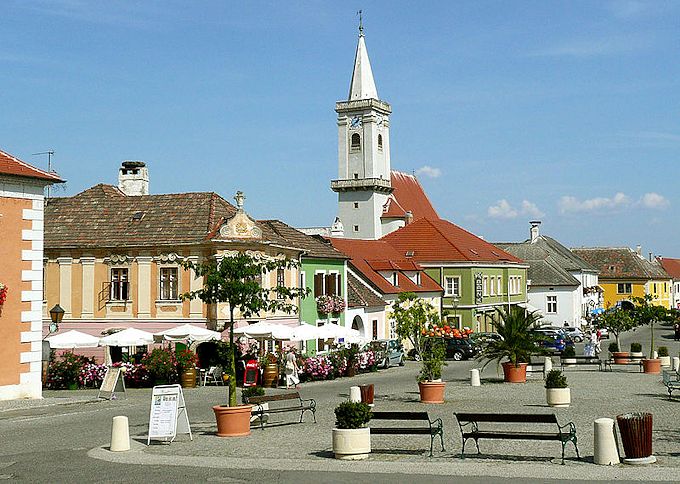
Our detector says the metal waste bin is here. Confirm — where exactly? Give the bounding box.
[359,384,374,405]
[616,412,653,460]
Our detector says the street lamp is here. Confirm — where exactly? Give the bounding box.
[48,304,65,334]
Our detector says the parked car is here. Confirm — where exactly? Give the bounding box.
[530,329,572,353]
[469,332,503,347]
[368,339,405,368]
[444,337,480,361]
[548,326,584,343]
[597,327,609,339]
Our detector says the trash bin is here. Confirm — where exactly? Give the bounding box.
[359,384,374,405]
[616,412,653,461]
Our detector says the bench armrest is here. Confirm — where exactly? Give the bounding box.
[300,397,316,410]
[429,417,443,430]
[558,421,577,438]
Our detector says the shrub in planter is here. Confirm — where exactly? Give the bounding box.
[47,351,92,389]
[332,401,372,460]
[658,346,669,357]
[658,346,671,367]
[562,346,576,358]
[545,369,570,407]
[608,342,619,353]
[630,342,642,353]
[141,348,177,384]
[241,385,265,404]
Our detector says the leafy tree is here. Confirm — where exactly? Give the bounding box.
[630,295,673,357]
[182,253,309,407]
[477,306,545,369]
[594,306,635,350]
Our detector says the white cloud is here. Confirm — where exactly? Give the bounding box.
[416,165,442,178]
[488,200,518,219]
[488,199,545,219]
[521,200,545,218]
[529,34,653,58]
[639,192,670,209]
[558,192,630,214]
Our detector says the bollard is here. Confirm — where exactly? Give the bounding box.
[673,357,679,372]
[594,418,619,465]
[110,416,130,452]
[652,350,658,359]
[349,386,361,403]
[543,357,553,379]
[469,369,481,387]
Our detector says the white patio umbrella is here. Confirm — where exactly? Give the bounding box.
[317,323,362,340]
[155,324,222,343]
[46,330,100,349]
[289,323,325,341]
[233,321,293,341]
[99,327,155,347]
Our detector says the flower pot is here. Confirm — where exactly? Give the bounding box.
[332,428,370,460]
[629,352,643,362]
[546,387,571,407]
[347,366,357,378]
[502,362,528,383]
[418,381,446,403]
[180,368,197,388]
[612,352,629,364]
[67,382,78,391]
[262,364,279,388]
[642,358,661,374]
[213,405,253,437]
[659,356,671,367]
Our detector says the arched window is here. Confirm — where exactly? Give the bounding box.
[378,134,383,151]
[350,133,361,152]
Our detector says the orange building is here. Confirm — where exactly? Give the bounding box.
[0,149,63,400]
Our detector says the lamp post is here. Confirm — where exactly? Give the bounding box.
[48,304,65,335]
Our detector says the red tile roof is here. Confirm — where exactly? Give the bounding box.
[382,171,438,220]
[657,257,680,279]
[0,149,64,183]
[382,218,524,264]
[327,237,442,295]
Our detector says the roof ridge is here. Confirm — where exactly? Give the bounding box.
[0,148,64,182]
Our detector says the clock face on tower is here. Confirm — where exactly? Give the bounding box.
[376,115,384,127]
[349,115,362,129]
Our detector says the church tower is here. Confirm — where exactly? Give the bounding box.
[331,23,392,240]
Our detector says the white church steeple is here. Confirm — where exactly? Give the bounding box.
[331,20,393,240]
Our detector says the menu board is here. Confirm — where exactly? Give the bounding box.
[147,385,192,444]
[98,367,125,400]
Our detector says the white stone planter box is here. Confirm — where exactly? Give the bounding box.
[332,428,370,460]
[659,356,671,367]
[546,387,571,408]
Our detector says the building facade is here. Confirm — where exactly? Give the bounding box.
[657,257,680,309]
[0,149,63,400]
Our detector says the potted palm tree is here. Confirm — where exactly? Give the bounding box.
[392,292,447,403]
[477,306,544,383]
[181,252,309,437]
[332,401,372,460]
[545,369,570,407]
[631,295,669,375]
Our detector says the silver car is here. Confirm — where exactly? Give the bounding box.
[370,339,405,368]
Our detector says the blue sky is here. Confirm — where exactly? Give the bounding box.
[2,1,678,255]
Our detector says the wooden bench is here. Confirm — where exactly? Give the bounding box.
[454,412,580,464]
[559,356,605,370]
[601,357,644,372]
[662,370,680,399]
[370,411,444,457]
[245,392,316,430]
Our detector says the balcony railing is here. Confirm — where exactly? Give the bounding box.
[331,178,393,193]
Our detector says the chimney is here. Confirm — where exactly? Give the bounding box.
[405,211,414,225]
[649,252,653,262]
[118,161,149,196]
[635,245,642,256]
[529,220,541,243]
[330,217,344,237]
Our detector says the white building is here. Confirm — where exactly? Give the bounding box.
[497,222,602,328]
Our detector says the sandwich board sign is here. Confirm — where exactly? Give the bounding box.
[97,366,126,400]
[147,384,192,445]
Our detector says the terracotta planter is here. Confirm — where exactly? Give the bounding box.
[213,405,253,437]
[642,358,661,374]
[502,362,528,383]
[262,364,279,388]
[546,387,571,407]
[418,381,446,403]
[180,368,197,388]
[612,352,629,364]
[332,428,371,460]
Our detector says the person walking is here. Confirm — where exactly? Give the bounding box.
[285,349,300,389]
[674,323,680,342]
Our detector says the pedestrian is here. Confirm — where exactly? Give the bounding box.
[285,348,300,389]
[674,323,680,341]
[593,330,601,356]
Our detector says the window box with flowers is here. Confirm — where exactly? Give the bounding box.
[316,295,346,315]
[0,282,7,315]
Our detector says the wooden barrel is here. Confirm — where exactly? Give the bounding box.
[263,364,279,387]
[180,368,197,388]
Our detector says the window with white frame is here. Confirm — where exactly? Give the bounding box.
[110,268,129,301]
[389,319,396,339]
[276,268,285,299]
[490,276,495,296]
[444,276,460,297]
[314,271,342,297]
[546,295,557,313]
[483,276,489,296]
[159,267,178,300]
[497,276,502,295]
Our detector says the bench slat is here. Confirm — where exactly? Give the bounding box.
[247,392,300,404]
[463,430,563,441]
[371,411,430,421]
[456,413,558,424]
[371,427,435,435]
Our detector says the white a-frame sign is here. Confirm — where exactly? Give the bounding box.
[97,366,126,400]
[147,384,193,445]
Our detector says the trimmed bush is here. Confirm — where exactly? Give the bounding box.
[608,342,619,353]
[241,385,265,404]
[334,401,371,429]
[658,346,669,357]
[562,346,576,358]
[630,342,642,353]
[545,369,568,389]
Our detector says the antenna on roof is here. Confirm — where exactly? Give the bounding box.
[33,150,55,200]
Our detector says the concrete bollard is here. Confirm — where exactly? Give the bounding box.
[470,369,481,387]
[594,418,619,465]
[543,357,553,379]
[110,416,130,452]
[349,386,361,403]
[673,357,679,372]
[652,350,658,359]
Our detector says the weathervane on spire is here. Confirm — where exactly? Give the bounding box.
[357,9,363,36]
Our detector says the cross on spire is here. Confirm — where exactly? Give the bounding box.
[358,9,363,36]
